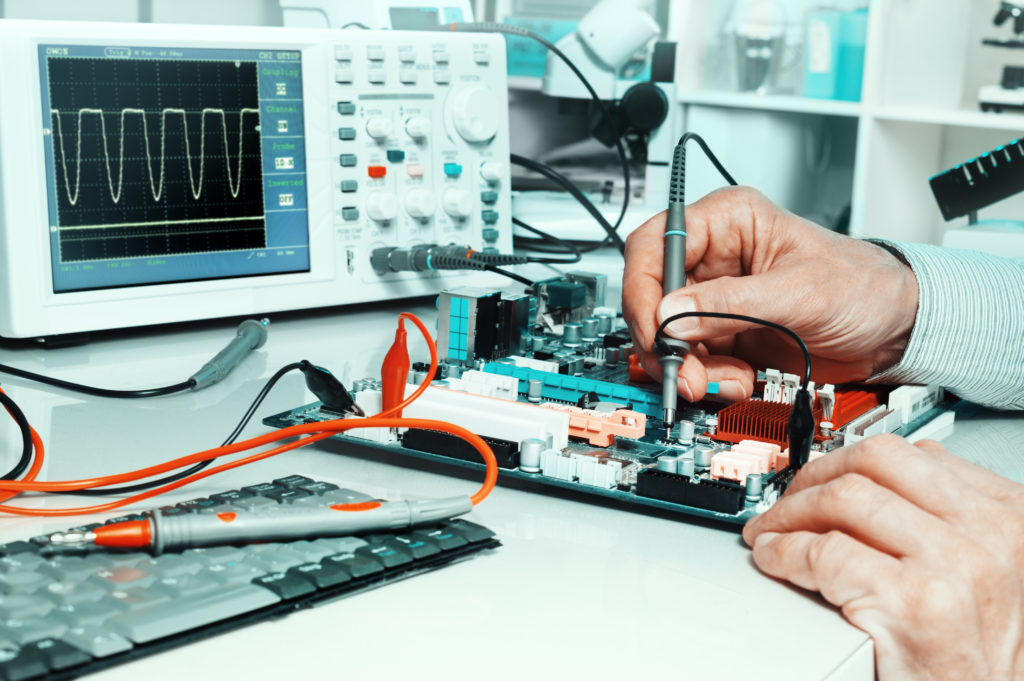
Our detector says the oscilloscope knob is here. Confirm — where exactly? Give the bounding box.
[404,188,436,220]
[442,189,473,219]
[366,116,393,140]
[448,85,499,144]
[366,192,398,222]
[405,117,431,140]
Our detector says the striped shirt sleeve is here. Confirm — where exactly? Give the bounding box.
[867,240,1024,410]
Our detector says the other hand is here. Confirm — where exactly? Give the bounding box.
[743,434,1024,681]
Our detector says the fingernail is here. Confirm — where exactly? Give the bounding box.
[658,295,699,337]
[680,377,694,402]
[752,531,780,551]
[717,380,747,402]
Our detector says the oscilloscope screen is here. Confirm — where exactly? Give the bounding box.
[39,45,311,293]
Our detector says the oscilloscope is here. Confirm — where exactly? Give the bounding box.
[0,20,512,339]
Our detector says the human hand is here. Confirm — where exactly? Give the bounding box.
[743,434,1024,681]
[622,186,919,402]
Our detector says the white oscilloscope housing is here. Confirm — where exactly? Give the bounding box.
[0,20,512,339]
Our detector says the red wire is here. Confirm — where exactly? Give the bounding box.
[0,312,498,516]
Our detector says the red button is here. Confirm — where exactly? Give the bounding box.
[368,165,387,178]
[330,501,383,512]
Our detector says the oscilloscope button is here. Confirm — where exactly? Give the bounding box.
[334,68,354,84]
[399,70,418,85]
[442,189,473,219]
[449,85,499,143]
[337,101,356,115]
[433,71,451,85]
[342,207,360,221]
[473,51,491,65]
[367,46,386,61]
[334,46,354,62]
[368,166,387,179]
[338,128,357,141]
[399,49,416,63]
[405,117,431,139]
[340,154,358,167]
[404,189,436,219]
[432,50,450,64]
[366,192,398,222]
[479,162,505,183]
[366,117,393,140]
[368,68,387,85]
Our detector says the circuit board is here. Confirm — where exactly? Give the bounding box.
[265,272,953,527]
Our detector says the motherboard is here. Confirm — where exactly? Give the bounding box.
[265,272,951,526]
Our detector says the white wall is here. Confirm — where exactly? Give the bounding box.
[1,0,282,24]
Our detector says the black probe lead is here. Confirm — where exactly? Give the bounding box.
[0,364,194,399]
[0,389,34,481]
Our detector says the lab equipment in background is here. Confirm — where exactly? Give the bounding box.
[724,0,787,94]
[802,4,868,101]
[279,0,473,29]
[930,135,1024,258]
[0,20,511,339]
[979,2,1024,112]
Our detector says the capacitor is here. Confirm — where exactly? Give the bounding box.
[580,317,599,340]
[705,416,718,435]
[605,347,619,367]
[519,438,546,473]
[819,420,834,438]
[677,419,695,444]
[572,358,584,376]
[448,365,463,379]
[677,452,695,478]
[543,432,554,449]
[745,473,763,502]
[563,323,583,346]
[531,335,545,352]
[621,342,634,356]
[352,379,366,392]
[657,455,679,473]
[412,371,428,385]
[527,378,543,403]
[694,445,714,472]
[597,314,613,335]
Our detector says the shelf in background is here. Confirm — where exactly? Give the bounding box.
[873,105,1024,132]
[508,75,543,91]
[677,90,862,117]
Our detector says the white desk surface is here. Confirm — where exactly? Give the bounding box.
[1,288,1017,681]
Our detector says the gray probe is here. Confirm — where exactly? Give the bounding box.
[188,318,269,390]
[659,141,692,440]
[51,496,474,553]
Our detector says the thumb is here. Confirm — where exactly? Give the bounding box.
[656,273,801,341]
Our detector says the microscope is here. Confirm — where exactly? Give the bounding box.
[979,2,1024,112]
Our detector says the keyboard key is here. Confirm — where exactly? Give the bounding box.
[315,536,368,555]
[23,638,90,672]
[295,481,339,495]
[135,554,204,579]
[182,546,246,567]
[40,582,105,608]
[0,645,49,680]
[63,626,133,658]
[0,595,53,620]
[324,553,384,579]
[1,617,68,645]
[262,488,311,504]
[0,572,52,595]
[320,489,376,505]
[273,474,315,488]
[412,527,469,551]
[207,489,255,505]
[240,482,283,497]
[204,563,267,587]
[108,584,279,644]
[0,555,46,574]
[156,575,222,598]
[249,547,307,573]
[52,599,127,628]
[289,562,351,589]
[444,519,497,544]
[0,542,36,558]
[234,495,279,511]
[41,557,103,582]
[358,538,414,568]
[391,534,441,560]
[90,566,155,591]
[175,498,218,513]
[253,572,316,600]
[106,586,174,609]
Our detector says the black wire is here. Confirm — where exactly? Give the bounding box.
[514,236,608,254]
[70,362,308,496]
[654,311,812,391]
[511,154,626,253]
[513,218,581,264]
[0,389,33,481]
[0,363,194,399]
[484,264,534,287]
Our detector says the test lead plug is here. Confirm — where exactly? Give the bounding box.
[381,317,411,417]
[787,387,815,469]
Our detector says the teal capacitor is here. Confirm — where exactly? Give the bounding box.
[835,8,868,102]
[803,9,842,99]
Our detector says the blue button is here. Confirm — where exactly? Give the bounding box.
[481,210,499,224]
[337,101,356,115]
[340,180,358,193]
[338,128,356,140]
[443,163,463,177]
[342,207,359,221]
[339,154,357,167]
[480,191,498,203]
[482,228,499,242]
[387,149,406,162]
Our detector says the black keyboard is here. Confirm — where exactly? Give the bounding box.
[0,475,500,680]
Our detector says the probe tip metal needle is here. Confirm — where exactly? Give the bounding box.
[49,531,96,546]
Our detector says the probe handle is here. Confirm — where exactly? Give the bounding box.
[147,496,473,553]
[189,319,269,390]
[663,203,687,296]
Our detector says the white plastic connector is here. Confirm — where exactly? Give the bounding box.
[817,384,835,421]
[781,373,800,405]
[764,369,782,402]
[445,370,519,400]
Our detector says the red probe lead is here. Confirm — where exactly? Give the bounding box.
[380,318,411,417]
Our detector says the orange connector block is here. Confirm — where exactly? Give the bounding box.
[540,404,646,447]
